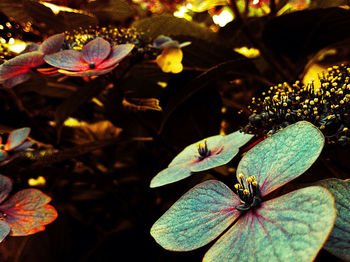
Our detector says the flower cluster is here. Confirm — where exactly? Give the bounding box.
[244,64,350,145]
[151,121,336,261]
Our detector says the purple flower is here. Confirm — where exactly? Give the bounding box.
[150,131,253,187]
[0,34,65,88]
[44,37,134,77]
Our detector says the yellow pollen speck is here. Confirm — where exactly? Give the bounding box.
[246,177,252,183]
[243,189,249,195]
[252,181,258,186]
[238,173,244,179]
[343,127,348,132]
[234,184,241,189]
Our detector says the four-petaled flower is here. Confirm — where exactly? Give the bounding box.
[151,121,336,261]
[44,37,134,77]
[150,130,253,188]
[0,34,65,88]
[0,175,57,242]
[0,127,34,164]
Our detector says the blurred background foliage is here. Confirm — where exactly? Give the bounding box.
[0,0,349,261]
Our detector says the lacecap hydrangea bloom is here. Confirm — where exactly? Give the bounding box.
[151,121,336,261]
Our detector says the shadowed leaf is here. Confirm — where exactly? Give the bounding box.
[237,121,324,196]
[5,127,30,151]
[204,186,336,262]
[151,180,241,251]
[316,178,350,261]
[132,14,216,42]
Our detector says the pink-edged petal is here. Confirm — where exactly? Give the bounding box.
[151,180,241,251]
[237,121,324,197]
[57,64,117,77]
[190,131,253,172]
[169,134,224,167]
[0,220,10,243]
[0,189,57,236]
[316,178,350,261]
[4,127,30,151]
[150,165,191,188]
[22,43,40,53]
[39,33,64,55]
[0,52,44,81]
[97,44,134,69]
[204,186,336,262]
[82,37,111,66]
[0,150,8,162]
[0,175,12,203]
[44,50,89,71]
[2,72,31,88]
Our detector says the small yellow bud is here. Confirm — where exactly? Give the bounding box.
[238,173,244,179]
[234,184,241,190]
[246,177,252,183]
[250,175,256,180]
[243,189,249,195]
[252,181,258,186]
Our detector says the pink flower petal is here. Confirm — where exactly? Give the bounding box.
[2,72,31,88]
[44,50,89,71]
[4,127,30,151]
[97,44,134,69]
[0,189,57,236]
[0,52,44,81]
[82,37,111,66]
[58,63,118,77]
[39,33,65,55]
[0,175,12,203]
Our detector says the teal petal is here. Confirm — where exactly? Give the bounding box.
[237,121,324,196]
[317,178,350,261]
[204,186,336,262]
[150,166,191,188]
[0,174,12,203]
[190,131,253,172]
[168,134,224,167]
[0,150,8,162]
[0,220,10,243]
[150,180,241,251]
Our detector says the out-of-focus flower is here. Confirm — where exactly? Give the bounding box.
[150,130,253,188]
[152,35,190,74]
[188,0,228,12]
[44,37,134,77]
[245,64,350,145]
[133,0,187,13]
[0,127,34,163]
[0,174,57,242]
[0,34,64,88]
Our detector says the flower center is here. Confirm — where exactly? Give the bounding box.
[196,139,211,160]
[234,173,262,212]
[0,211,7,220]
[88,62,96,69]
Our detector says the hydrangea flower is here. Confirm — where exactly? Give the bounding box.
[44,37,134,77]
[150,130,253,188]
[152,35,190,74]
[151,121,336,261]
[0,175,57,242]
[0,34,64,88]
[0,127,34,163]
